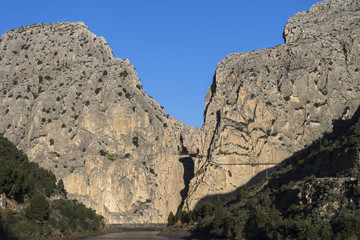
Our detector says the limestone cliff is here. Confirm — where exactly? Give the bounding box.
[184,0,360,210]
[0,22,198,223]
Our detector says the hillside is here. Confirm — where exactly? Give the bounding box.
[0,136,104,240]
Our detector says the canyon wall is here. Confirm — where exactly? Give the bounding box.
[184,0,360,210]
[0,22,198,223]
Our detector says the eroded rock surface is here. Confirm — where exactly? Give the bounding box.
[184,0,360,210]
[0,22,198,223]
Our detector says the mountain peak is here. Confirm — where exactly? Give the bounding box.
[0,21,114,69]
[283,0,360,43]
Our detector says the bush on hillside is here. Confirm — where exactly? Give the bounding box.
[25,193,50,221]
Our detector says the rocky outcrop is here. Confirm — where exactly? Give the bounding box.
[184,0,360,210]
[180,125,200,155]
[0,22,198,223]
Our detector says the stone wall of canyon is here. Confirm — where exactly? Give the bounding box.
[184,0,360,210]
[0,22,198,223]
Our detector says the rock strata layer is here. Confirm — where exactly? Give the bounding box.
[0,22,198,223]
[184,0,360,210]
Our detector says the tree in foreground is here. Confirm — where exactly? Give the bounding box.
[167,211,175,225]
[25,193,50,221]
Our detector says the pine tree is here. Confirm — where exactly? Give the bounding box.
[211,200,227,237]
[167,211,175,225]
[25,193,50,221]
[57,179,67,198]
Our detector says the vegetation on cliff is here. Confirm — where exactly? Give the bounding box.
[167,111,360,239]
[0,136,61,201]
[0,136,104,240]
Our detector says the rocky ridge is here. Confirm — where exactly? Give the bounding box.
[184,0,360,210]
[0,22,198,224]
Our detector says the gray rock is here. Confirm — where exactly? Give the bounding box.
[0,21,199,223]
[184,0,360,210]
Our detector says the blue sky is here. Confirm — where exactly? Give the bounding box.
[1,0,321,128]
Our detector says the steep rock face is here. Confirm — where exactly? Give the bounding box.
[184,0,360,210]
[0,22,198,223]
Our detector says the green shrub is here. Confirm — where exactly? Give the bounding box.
[57,179,67,198]
[254,209,268,229]
[297,159,305,167]
[304,174,315,182]
[175,209,184,223]
[95,88,101,95]
[52,199,104,232]
[119,70,128,78]
[106,154,116,161]
[25,193,50,221]
[132,137,139,147]
[167,211,175,225]
[237,188,247,201]
[182,210,195,223]
[279,184,288,193]
[331,212,360,239]
[198,201,214,219]
[211,201,228,237]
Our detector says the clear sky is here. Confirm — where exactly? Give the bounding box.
[1,0,321,128]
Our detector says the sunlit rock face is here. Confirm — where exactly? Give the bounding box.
[184,0,360,210]
[0,22,199,223]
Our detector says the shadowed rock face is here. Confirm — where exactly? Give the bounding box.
[184,0,360,210]
[0,22,199,223]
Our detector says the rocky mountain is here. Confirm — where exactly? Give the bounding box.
[184,0,360,210]
[0,22,199,224]
[2,0,360,226]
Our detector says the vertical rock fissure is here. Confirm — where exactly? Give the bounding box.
[178,156,195,210]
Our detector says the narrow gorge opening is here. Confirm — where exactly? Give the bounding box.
[178,156,195,210]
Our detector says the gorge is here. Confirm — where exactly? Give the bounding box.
[1,0,360,226]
